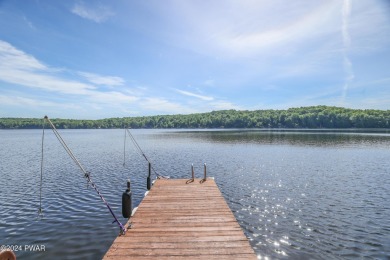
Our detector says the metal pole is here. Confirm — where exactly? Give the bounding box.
[203,163,207,181]
[191,164,194,180]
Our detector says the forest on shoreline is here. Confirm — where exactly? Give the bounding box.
[1,106,389,129]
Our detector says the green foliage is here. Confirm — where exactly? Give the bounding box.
[1,106,389,129]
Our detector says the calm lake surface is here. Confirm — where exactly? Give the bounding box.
[1,129,390,259]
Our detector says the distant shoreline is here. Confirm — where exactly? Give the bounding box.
[1,106,389,129]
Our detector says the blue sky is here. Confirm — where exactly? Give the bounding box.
[0,0,389,119]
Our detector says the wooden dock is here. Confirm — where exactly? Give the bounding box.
[104,178,257,259]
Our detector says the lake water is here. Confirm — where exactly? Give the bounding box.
[1,129,390,259]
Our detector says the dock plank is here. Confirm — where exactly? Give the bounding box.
[103,178,256,259]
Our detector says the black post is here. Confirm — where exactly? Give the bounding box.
[122,179,132,218]
[203,163,207,181]
[147,162,151,190]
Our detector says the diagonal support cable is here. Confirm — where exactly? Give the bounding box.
[41,116,126,234]
[124,128,168,179]
[38,117,45,216]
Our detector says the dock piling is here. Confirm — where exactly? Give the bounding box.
[203,163,207,181]
[147,162,151,190]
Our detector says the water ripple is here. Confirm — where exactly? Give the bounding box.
[1,129,390,259]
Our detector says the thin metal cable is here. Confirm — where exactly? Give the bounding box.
[125,128,167,179]
[38,118,45,216]
[123,128,127,166]
[41,116,126,234]
[45,117,87,175]
[126,129,145,158]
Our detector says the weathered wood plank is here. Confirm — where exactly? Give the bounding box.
[114,235,249,243]
[104,254,256,260]
[131,221,240,228]
[103,178,256,259]
[105,247,255,256]
[110,241,252,249]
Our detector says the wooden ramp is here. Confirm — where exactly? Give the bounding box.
[104,178,256,259]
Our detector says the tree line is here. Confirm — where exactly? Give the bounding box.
[1,106,389,129]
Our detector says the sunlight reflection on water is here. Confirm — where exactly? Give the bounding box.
[1,129,390,259]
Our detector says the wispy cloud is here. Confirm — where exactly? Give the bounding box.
[0,40,198,117]
[23,16,35,30]
[141,97,195,114]
[173,88,242,112]
[220,4,337,56]
[0,41,47,71]
[2,1,389,118]
[0,41,95,95]
[341,0,354,105]
[88,91,138,104]
[0,94,61,107]
[0,94,84,118]
[71,2,114,23]
[175,89,214,101]
[209,101,242,111]
[0,40,136,104]
[78,72,125,86]
[155,1,341,59]
[342,0,351,48]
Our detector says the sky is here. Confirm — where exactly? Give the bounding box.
[0,0,389,119]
